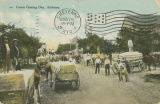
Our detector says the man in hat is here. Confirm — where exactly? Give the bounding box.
[104,57,110,75]
[11,39,19,72]
[95,56,101,74]
[0,36,12,73]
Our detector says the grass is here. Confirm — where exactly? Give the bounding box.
[144,74,160,83]
[22,64,36,69]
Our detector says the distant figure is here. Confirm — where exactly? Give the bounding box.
[95,56,101,74]
[11,39,19,72]
[104,58,110,75]
[0,36,12,73]
[16,59,22,71]
[128,40,133,52]
[86,54,91,66]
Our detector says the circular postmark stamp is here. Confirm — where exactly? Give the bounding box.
[54,8,81,35]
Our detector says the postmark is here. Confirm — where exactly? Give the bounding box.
[54,8,81,35]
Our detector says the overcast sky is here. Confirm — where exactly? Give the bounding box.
[0,0,160,50]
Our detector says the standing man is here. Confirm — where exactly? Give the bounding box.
[95,56,101,74]
[104,57,110,75]
[0,36,12,73]
[86,54,91,66]
[11,39,19,72]
[117,60,123,81]
[124,59,131,73]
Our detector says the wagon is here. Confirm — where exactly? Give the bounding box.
[0,70,36,104]
[50,61,80,90]
[111,52,145,74]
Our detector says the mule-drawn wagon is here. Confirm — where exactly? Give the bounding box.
[50,61,80,90]
[111,52,145,74]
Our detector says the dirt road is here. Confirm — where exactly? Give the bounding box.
[40,64,160,104]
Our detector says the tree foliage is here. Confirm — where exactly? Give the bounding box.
[0,24,42,60]
[56,44,76,54]
[117,27,160,55]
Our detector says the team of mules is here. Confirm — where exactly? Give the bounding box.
[143,55,160,71]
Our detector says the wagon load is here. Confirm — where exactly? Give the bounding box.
[36,56,48,63]
[92,54,106,59]
[50,61,80,90]
[112,52,144,73]
[0,70,34,104]
[119,52,143,63]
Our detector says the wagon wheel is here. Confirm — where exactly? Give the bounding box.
[129,64,134,73]
[72,74,80,90]
[26,85,34,104]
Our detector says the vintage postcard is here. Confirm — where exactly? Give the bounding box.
[0,0,160,104]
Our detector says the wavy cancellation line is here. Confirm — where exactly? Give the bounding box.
[105,13,157,20]
[86,28,154,36]
[86,25,155,33]
[105,10,157,16]
[86,17,157,25]
[86,23,157,29]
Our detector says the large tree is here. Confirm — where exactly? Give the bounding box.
[0,24,42,62]
[56,44,76,54]
[117,27,160,55]
[78,34,106,54]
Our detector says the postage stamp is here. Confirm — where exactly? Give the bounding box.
[54,8,81,35]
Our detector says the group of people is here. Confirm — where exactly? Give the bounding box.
[0,36,20,73]
[94,56,110,75]
[88,56,130,82]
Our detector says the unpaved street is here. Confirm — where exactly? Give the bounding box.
[40,64,160,104]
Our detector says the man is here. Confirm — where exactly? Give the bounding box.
[95,56,101,74]
[117,60,123,81]
[117,59,129,82]
[11,39,19,72]
[124,59,131,73]
[0,36,12,73]
[104,57,110,75]
[86,54,91,66]
[123,58,129,82]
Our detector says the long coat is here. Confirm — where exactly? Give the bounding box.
[0,44,13,60]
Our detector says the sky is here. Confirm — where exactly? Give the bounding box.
[0,0,160,50]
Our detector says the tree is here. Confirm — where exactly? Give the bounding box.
[78,34,105,54]
[117,27,159,56]
[0,24,42,62]
[56,44,76,54]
